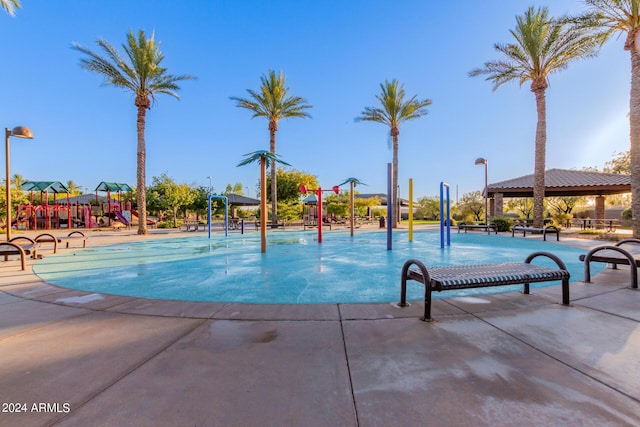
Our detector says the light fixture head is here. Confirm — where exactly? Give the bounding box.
[10,126,34,139]
[474,157,487,165]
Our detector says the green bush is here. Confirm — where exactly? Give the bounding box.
[491,216,513,232]
[622,207,632,220]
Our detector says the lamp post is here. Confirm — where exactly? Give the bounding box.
[206,176,212,195]
[475,157,488,226]
[5,126,34,241]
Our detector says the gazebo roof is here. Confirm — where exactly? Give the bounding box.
[226,193,260,206]
[21,181,70,194]
[488,169,631,197]
[95,182,133,192]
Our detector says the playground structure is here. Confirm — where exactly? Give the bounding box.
[93,182,134,228]
[13,181,135,231]
[15,181,72,232]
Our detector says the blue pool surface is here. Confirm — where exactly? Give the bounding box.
[33,230,595,304]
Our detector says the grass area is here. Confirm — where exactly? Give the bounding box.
[398,220,439,225]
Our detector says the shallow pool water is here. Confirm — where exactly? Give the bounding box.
[33,230,593,304]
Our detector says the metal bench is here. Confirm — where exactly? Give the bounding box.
[580,238,640,289]
[398,251,570,321]
[457,222,497,234]
[511,225,560,241]
[183,221,200,232]
[1,237,40,270]
[35,231,87,253]
[255,221,286,230]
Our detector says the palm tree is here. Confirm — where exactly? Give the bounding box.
[231,70,312,227]
[1,0,20,16]
[66,180,81,196]
[238,150,290,253]
[72,30,195,235]
[470,6,603,228]
[575,1,640,237]
[357,79,431,228]
[339,177,366,236]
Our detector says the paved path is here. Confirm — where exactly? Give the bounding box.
[1,229,639,426]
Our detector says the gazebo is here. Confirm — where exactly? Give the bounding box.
[487,169,631,224]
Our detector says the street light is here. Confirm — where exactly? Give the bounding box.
[206,176,212,195]
[5,126,34,241]
[474,157,488,226]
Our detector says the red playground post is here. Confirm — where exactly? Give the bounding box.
[299,185,340,243]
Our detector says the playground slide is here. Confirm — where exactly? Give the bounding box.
[114,211,129,226]
[131,209,157,226]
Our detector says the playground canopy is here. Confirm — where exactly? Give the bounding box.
[226,193,260,206]
[95,182,133,193]
[22,181,70,194]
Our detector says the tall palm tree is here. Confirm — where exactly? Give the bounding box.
[357,79,431,228]
[72,30,195,235]
[1,0,20,16]
[576,0,640,237]
[231,70,312,227]
[470,6,603,228]
[238,150,290,253]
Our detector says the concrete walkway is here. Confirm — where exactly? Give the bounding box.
[1,229,639,426]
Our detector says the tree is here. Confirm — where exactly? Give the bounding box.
[1,0,20,16]
[231,70,312,227]
[604,150,631,175]
[577,1,640,235]
[415,196,441,220]
[266,168,318,204]
[458,191,485,222]
[66,180,82,196]
[147,173,195,227]
[223,183,244,196]
[505,198,534,219]
[470,6,603,228]
[73,30,195,235]
[357,79,431,228]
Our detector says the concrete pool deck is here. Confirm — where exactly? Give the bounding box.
[1,228,639,426]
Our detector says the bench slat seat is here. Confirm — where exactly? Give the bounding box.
[1,241,39,270]
[399,251,570,321]
[408,263,569,290]
[458,222,497,234]
[512,225,560,241]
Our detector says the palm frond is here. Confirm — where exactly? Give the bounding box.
[237,150,292,168]
[231,69,312,123]
[73,29,196,107]
[338,177,367,187]
[470,6,605,90]
[357,79,431,129]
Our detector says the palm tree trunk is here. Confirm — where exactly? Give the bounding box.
[629,35,640,238]
[136,105,148,235]
[269,124,278,226]
[391,131,399,228]
[532,86,547,228]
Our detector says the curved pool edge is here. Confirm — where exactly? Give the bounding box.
[0,228,627,321]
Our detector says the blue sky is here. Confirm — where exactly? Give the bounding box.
[0,0,631,201]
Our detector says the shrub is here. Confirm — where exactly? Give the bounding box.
[491,216,513,232]
[622,207,632,220]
